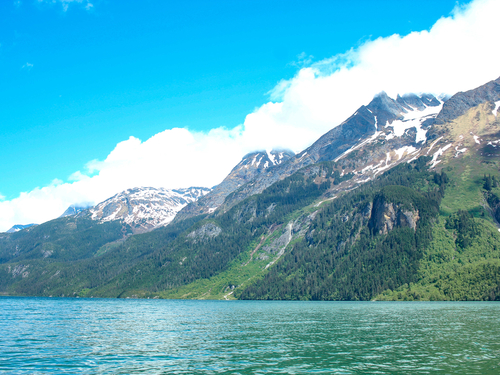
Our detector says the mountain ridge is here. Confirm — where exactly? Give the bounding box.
[2,76,500,301]
[173,149,294,221]
[88,186,210,233]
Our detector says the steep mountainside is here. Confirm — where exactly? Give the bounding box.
[1,76,500,300]
[89,186,210,233]
[239,77,500,301]
[433,77,500,124]
[174,150,294,221]
[216,92,444,213]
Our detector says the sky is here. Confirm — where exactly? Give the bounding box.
[1,0,499,231]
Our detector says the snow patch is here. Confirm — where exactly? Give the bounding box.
[385,103,442,144]
[487,140,500,148]
[357,177,371,184]
[385,132,395,140]
[266,150,276,165]
[430,143,452,168]
[455,145,467,157]
[395,146,418,160]
[426,136,443,155]
[492,101,500,117]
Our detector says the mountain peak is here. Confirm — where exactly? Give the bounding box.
[89,186,210,233]
[234,149,295,173]
[59,204,92,218]
[173,149,295,221]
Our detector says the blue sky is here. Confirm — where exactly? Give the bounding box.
[1,0,460,199]
[2,0,500,231]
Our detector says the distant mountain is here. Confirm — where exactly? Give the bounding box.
[89,186,211,233]
[5,224,37,233]
[174,150,294,221]
[59,204,92,218]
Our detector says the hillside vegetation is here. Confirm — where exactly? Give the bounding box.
[2,86,500,301]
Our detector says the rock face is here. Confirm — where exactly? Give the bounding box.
[8,264,30,278]
[293,92,442,165]
[174,150,294,221]
[369,195,420,235]
[89,187,210,233]
[433,77,500,125]
[422,77,500,170]
[186,223,222,243]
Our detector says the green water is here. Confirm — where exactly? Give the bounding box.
[1,298,499,374]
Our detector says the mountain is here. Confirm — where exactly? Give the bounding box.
[1,76,500,301]
[240,77,500,301]
[89,187,211,233]
[173,150,294,221]
[5,224,37,234]
[59,204,92,218]
[215,91,444,213]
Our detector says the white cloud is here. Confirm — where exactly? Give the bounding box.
[37,0,93,12]
[289,52,314,69]
[21,62,33,70]
[2,0,500,232]
[265,0,500,133]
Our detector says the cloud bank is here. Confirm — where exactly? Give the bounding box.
[2,0,500,231]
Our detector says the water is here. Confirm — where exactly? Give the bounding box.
[1,298,499,374]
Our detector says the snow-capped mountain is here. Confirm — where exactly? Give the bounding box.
[175,95,449,220]
[335,77,500,185]
[89,187,211,233]
[283,92,443,172]
[208,92,445,213]
[174,150,294,221]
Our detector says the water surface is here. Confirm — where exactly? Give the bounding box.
[1,298,499,374]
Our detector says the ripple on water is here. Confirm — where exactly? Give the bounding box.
[1,299,500,374]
